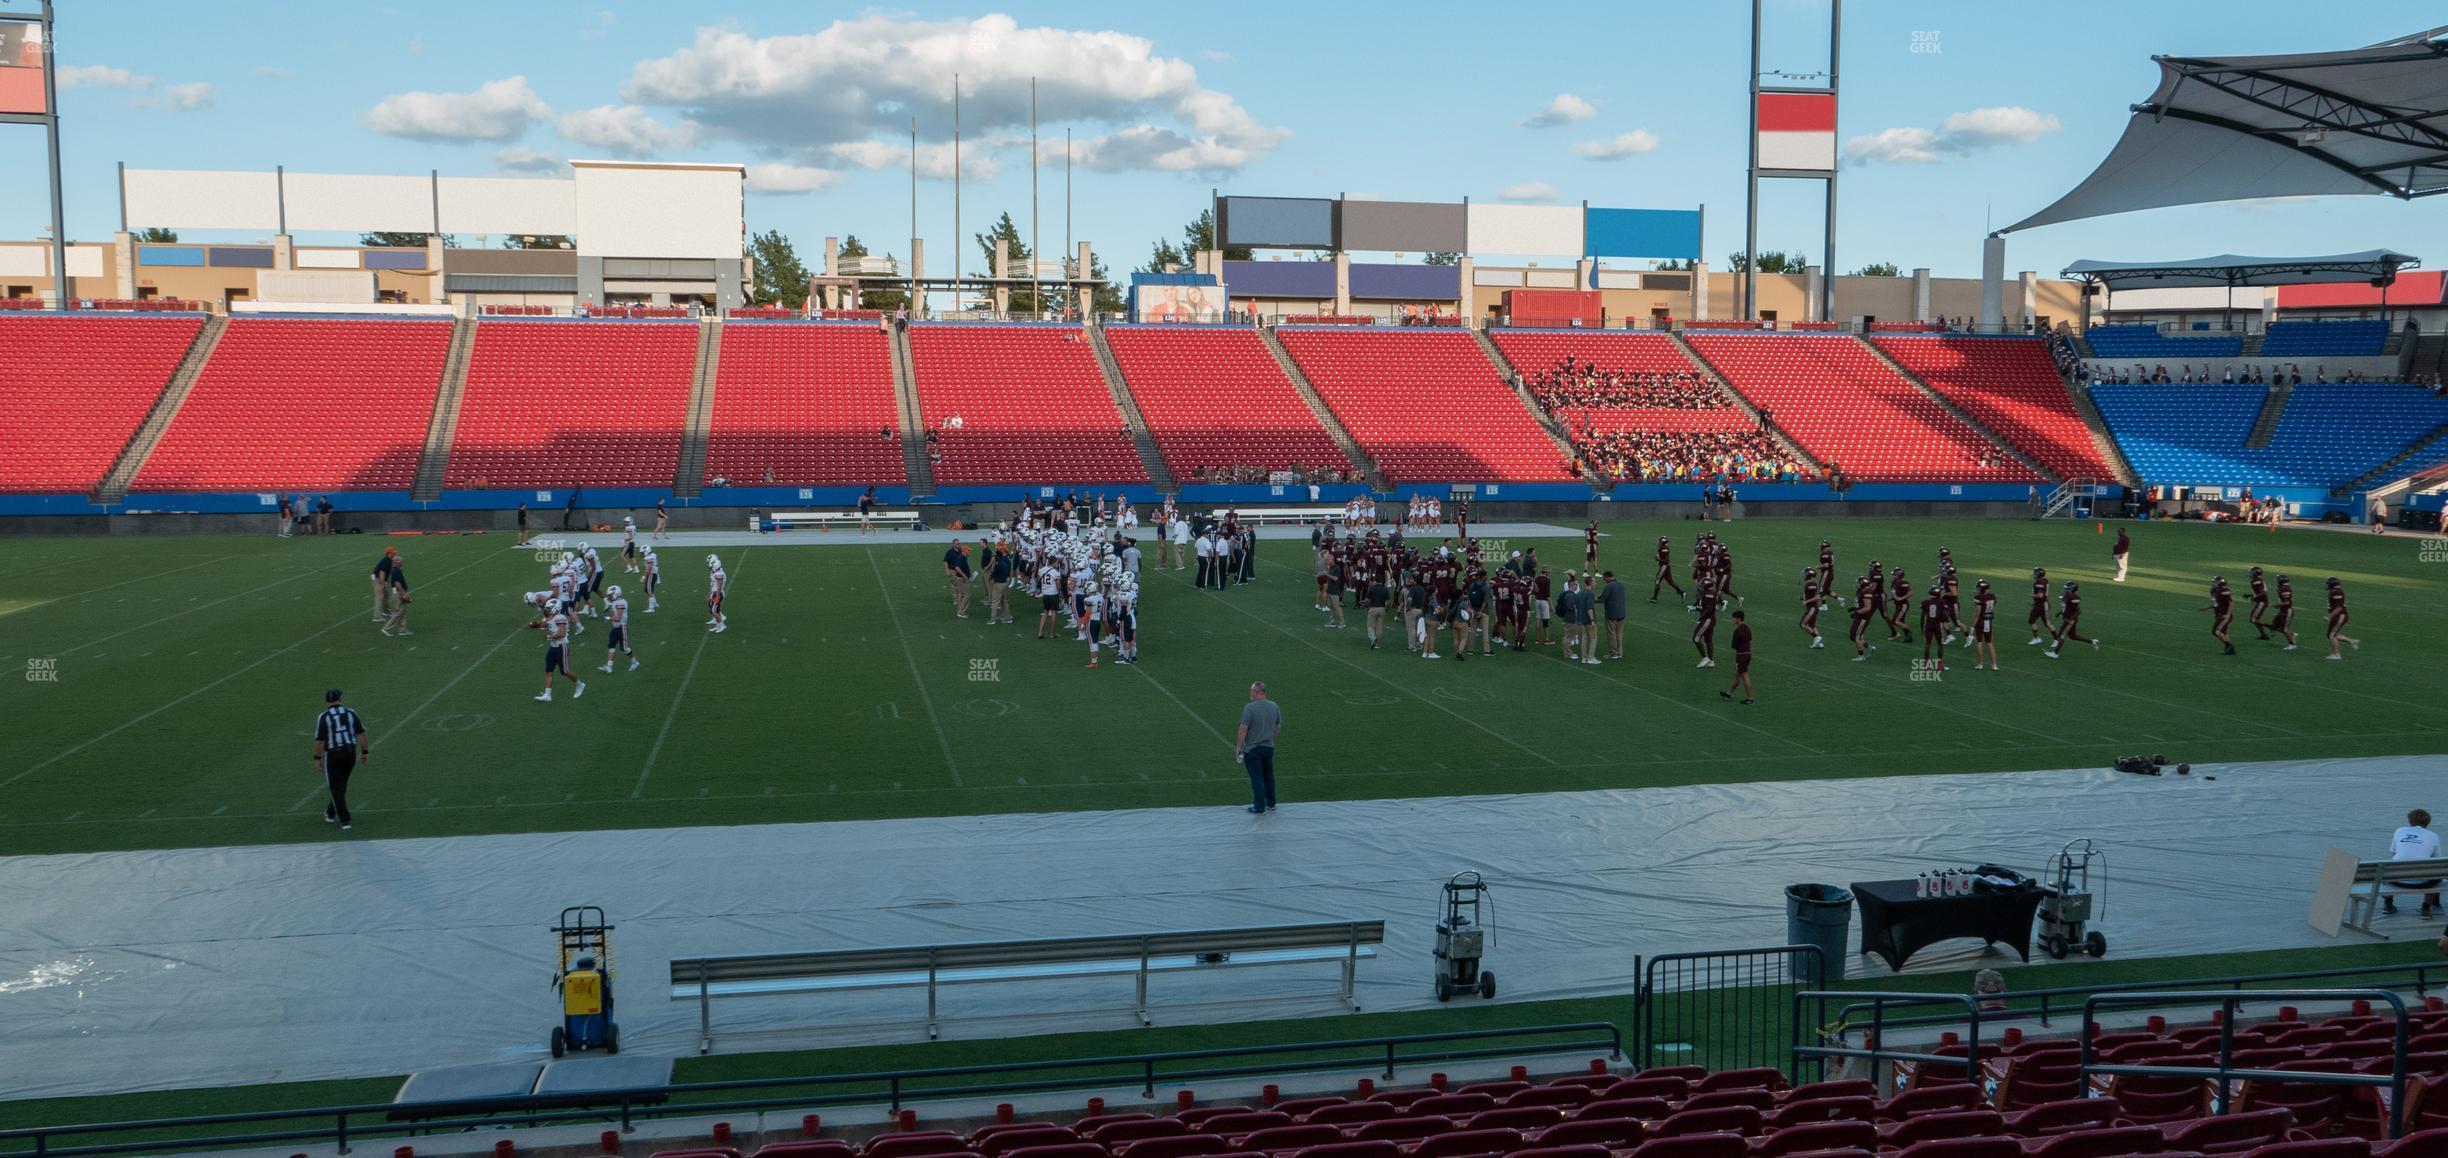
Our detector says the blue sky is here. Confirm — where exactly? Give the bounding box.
[5,1,2446,280]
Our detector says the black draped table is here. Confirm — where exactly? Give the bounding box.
[1850,878,2046,971]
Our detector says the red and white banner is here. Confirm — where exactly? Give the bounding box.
[1756,92,1835,172]
[0,23,48,116]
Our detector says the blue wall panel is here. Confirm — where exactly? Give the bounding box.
[137,245,205,267]
[1583,208,1702,260]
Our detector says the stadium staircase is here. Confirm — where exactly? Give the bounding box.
[92,313,225,504]
[1257,326,1385,488]
[1857,336,2058,481]
[674,317,721,498]
[2344,421,2448,493]
[1663,331,1825,476]
[1471,327,1583,473]
[888,323,935,496]
[2244,381,2293,450]
[411,315,477,501]
[1086,324,1177,492]
[2411,333,2448,385]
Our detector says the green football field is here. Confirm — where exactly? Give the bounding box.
[2,517,2442,857]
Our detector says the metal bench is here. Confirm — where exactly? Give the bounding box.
[757,509,924,532]
[2346,856,2448,936]
[669,921,1385,1050]
[1207,506,1363,526]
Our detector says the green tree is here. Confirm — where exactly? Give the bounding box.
[504,234,573,250]
[1849,261,1902,277]
[1144,239,1186,274]
[1183,208,1252,262]
[1652,258,1693,271]
[747,228,812,309]
[1090,252,1126,316]
[838,235,908,312]
[134,227,178,243]
[1726,249,1808,274]
[1423,252,1461,266]
[360,231,452,248]
[972,212,1042,313]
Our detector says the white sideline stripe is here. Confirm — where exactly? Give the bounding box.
[2,549,498,796]
[632,548,747,799]
[1127,661,1235,752]
[61,555,361,657]
[863,548,964,788]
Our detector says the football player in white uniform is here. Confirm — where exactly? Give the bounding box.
[640,548,660,613]
[600,585,639,673]
[1080,581,1106,668]
[706,554,728,633]
[529,604,585,701]
[621,517,640,573]
[578,544,606,617]
[1111,575,1140,665]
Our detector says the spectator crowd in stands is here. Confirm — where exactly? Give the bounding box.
[1564,425,1809,483]
[1185,462,1357,484]
[2075,362,2441,387]
[1524,357,1722,411]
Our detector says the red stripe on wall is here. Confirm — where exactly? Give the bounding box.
[1756,92,1835,133]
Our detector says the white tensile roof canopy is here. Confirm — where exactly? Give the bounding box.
[2009,27,2448,232]
[2061,249,2421,290]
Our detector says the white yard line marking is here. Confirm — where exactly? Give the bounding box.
[61,556,363,658]
[2,549,497,797]
[862,548,964,788]
[1126,662,1235,752]
[633,548,749,799]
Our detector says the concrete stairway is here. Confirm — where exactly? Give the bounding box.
[1085,325,1175,491]
[2244,381,2293,450]
[2346,422,2448,493]
[1255,326,1384,488]
[92,313,226,503]
[1471,327,1582,473]
[1855,335,2058,482]
[888,323,934,496]
[411,315,478,501]
[672,318,721,497]
[2057,377,2141,489]
[1664,331,1827,475]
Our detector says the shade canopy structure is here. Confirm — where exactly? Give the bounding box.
[2061,249,2422,290]
[2009,28,2448,232]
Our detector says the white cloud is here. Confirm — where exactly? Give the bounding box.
[145,82,215,111]
[1571,129,1660,160]
[619,15,1286,175]
[1498,181,1562,202]
[827,138,1006,182]
[493,148,570,175]
[57,64,154,89]
[1521,93,1596,128]
[744,163,844,194]
[557,104,700,155]
[1845,105,2059,165]
[366,75,553,142]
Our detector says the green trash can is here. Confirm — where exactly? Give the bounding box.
[1785,883,1853,985]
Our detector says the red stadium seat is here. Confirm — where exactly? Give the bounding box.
[1871,336,2112,480]
[1406,1128,1525,1158]
[907,325,1146,484]
[1237,1124,1348,1154]
[1683,333,2039,483]
[705,322,905,486]
[1104,326,1357,480]
[1532,1118,1647,1150]
[0,315,201,492]
[1276,329,1570,483]
[2159,1110,2298,1155]
[1752,1120,1877,1157]
[446,320,696,488]
[2020,1126,2167,1158]
[135,317,449,492]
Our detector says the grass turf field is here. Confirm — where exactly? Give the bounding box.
[1,517,2443,856]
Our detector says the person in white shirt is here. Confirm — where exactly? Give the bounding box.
[1169,515,1192,571]
[1193,529,1217,588]
[2385,809,2443,917]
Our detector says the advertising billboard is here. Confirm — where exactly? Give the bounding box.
[1133,282,1228,324]
[0,23,47,116]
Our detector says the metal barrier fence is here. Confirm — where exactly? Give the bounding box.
[0,1023,1622,1158]
[1633,945,1822,1078]
[2080,989,2412,1140]
[1791,991,1987,1089]
[1819,958,2448,1036]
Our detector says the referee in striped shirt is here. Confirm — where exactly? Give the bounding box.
[313,688,370,831]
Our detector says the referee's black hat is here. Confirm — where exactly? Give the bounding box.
[326,687,343,703]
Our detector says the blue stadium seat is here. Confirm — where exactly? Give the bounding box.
[2083,325,2244,360]
[2089,382,2448,486]
[2259,320,2389,357]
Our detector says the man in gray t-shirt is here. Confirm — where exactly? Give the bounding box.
[1235,682,1284,814]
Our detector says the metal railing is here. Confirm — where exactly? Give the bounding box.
[0,1023,1622,1158]
[1819,957,2448,1037]
[1791,991,1985,1089]
[2080,989,2411,1139]
[1634,945,1822,1078]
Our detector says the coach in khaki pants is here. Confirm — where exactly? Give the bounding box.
[943,539,973,619]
